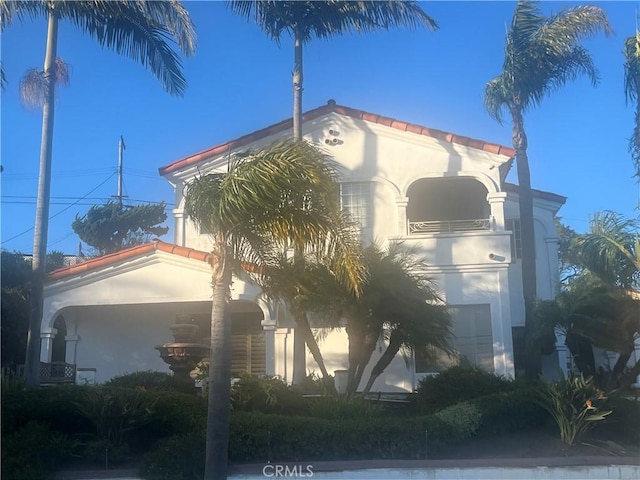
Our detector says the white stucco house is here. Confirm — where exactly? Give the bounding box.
[40,101,569,390]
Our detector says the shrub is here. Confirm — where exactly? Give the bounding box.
[1,384,93,437]
[533,374,612,446]
[469,385,548,436]
[433,402,482,443]
[230,374,307,414]
[228,408,477,463]
[1,420,74,480]
[412,364,513,414]
[139,433,205,480]
[105,371,196,395]
[305,396,385,419]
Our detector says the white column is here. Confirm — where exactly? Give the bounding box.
[65,334,80,365]
[487,192,507,231]
[173,208,186,246]
[493,266,515,378]
[40,328,56,363]
[396,197,408,235]
[555,329,570,378]
[274,328,293,383]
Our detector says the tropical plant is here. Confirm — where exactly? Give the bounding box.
[484,0,611,376]
[72,201,169,256]
[575,211,639,291]
[1,0,196,388]
[268,242,452,398]
[533,374,611,446]
[227,0,437,141]
[624,31,640,177]
[183,140,364,479]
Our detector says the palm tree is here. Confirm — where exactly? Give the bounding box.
[2,0,196,387]
[227,0,437,141]
[484,0,611,376]
[184,140,364,480]
[576,211,639,291]
[624,32,640,177]
[276,242,452,398]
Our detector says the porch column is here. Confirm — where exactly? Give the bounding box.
[40,327,57,363]
[555,329,570,378]
[396,197,408,235]
[487,192,507,231]
[274,329,293,383]
[65,334,80,365]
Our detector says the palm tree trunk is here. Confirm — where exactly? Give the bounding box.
[361,332,404,397]
[292,27,303,142]
[511,106,540,378]
[25,10,59,388]
[205,247,232,480]
[295,309,332,381]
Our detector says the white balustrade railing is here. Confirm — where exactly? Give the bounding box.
[408,218,491,234]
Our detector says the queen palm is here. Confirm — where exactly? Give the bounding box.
[227,0,437,141]
[624,32,640,176]
[184,140,364,479]
[2,0,196,387]
[484,0,611,376]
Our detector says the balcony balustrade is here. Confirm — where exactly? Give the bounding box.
[408,218,491,234]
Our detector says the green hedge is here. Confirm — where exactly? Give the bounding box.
[412,365,514,414]
[469,386,548,436]
[139,400,482,480]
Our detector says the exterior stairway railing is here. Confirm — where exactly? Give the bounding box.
[408,218,491,234]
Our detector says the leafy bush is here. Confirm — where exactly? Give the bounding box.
[412,364,514,414]
[469,385,548,436]
[433,402,482,443]
[588,395,639,446]
[230,374,307,414]
[306,396,385,419]
[533,374,612,446]
[2,384,93,437]
[105,371,196,394]
[228,406,479,463]
[139,433,205,480]
[75,387,157,448]
[1,421,74,480]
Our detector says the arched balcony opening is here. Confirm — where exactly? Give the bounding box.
[407,177,490,234]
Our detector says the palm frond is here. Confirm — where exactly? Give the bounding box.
[226,0,436,44]
[575,211,639,289]
[624,34,640,175]
[485,0,610,116]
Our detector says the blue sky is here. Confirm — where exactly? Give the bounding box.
[2,1,638,255]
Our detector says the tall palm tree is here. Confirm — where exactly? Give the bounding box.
[484,0,611,376]
[1,0,196,387]
[227,0,437,141]
[227,0,437,384]
[184,140,364,480]
[624,32,640,177]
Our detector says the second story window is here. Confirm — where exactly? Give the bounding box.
[340,182,371,229]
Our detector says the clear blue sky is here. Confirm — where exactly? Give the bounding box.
[2,1,638,255]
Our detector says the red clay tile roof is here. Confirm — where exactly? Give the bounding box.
[47,241,212,281]
[159,100,516,176]
[503,183,567,204]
